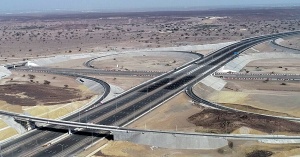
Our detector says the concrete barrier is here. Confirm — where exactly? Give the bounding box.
[0,66,11,80]
[200,75,227,91]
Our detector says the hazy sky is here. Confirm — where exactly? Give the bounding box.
[1,0,299,13]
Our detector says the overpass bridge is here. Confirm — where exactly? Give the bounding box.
[3,110,300,147]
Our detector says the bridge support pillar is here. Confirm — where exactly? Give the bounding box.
[68,128,72,134]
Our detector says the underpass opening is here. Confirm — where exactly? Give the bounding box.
[36,126,113,139]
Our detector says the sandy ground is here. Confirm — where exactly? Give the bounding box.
[89,138,300,157]
[128,93,202,132]
[194,80,300,118]
[244,58,300,74]
[234,142,300,157]
[91,54,187,72]
[0,119,18,141]
[0,71,84,88]
[188,108,300,134]
[0,71,97,119]
[94,140,226,157]
[243,41,276,54]
[196,49,212,56]
[1,7,300,63]
[280,37,300,50]
[47,57,94,69]
[0,119,7,128]
[90,75,151,91]
[0,127,18,141]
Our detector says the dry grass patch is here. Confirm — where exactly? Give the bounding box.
[0,128,18,141]
[0,119,8,128]
[129,92,202,132]
[95,141,225,157]
[188,109,300,134]
[26,96,96,119]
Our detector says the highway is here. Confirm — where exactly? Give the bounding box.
[213,72,300,81]
[1,31,300,156]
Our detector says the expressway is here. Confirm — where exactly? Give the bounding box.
[1,31,300,156]
[213,72,300,81]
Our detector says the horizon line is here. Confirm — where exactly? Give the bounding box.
[1,4,300,16]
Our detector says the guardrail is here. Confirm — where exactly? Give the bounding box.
[214,72,300,76]
[212,72,300,81]
[3,62,27,69]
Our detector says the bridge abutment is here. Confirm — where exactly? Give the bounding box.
[112,131,228,150]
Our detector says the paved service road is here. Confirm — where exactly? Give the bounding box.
[15,66,163,77]
[214,72,300,81]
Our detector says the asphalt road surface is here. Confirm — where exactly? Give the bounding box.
[15,67,163,77]
[214,73,300,80]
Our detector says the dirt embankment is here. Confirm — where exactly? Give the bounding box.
[188,109,300,134]
[246,150,273,157]
[281,37,300,50]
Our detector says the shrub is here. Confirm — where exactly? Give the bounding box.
[217,148,225,154]
[28,74,36,79]
[44,80,51,85]
[228,141,233,149]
